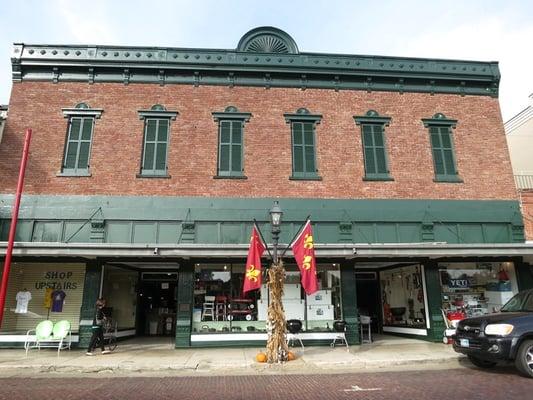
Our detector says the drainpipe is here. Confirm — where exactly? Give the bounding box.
[0,128,32,327]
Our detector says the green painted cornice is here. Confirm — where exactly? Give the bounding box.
[10,27,500,97]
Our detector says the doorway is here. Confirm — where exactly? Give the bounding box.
[355,271,381,333]
[137,272,178,337]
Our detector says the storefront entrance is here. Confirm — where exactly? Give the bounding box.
[355,271,380,333]
[137,272,178,337]
[101,264,179,341]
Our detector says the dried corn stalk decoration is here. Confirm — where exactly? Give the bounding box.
[265,261,289,363]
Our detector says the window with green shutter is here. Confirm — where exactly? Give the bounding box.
[137,105,178,178]
[60,103,103,176]
[212,106,251,179]
[141,119,169,175]
[422,113,462,183]
[284,108,322,180]
[354,110,393,181]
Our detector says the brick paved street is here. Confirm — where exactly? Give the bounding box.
[0,366,530,400]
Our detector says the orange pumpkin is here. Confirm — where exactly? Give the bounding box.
[256,352,267,363]
[287,351,296,361]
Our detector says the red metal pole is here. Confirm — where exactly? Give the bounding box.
[0,128,32,328]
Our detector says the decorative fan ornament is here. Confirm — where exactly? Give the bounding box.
[244,35,290,54]
[237,27,299,54]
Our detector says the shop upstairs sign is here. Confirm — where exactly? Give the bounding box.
[35,271,79,290]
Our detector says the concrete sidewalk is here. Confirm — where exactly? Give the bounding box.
[0,336,463,376]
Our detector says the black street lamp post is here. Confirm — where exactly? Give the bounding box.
[265,200,288,363]
[269,201,283,264]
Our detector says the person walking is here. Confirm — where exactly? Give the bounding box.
[86,298,111,355]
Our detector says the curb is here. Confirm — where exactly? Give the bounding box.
[0,355,465,376]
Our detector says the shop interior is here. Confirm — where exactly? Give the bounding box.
[439,261,519,320]
[192,263,343,335]
[137,273,177,337]
[100,260,522,343]
[380,264,427,329]
[102,264,178,339]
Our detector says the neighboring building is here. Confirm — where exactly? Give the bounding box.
[505,93,533,242]
[0,105,7,143]
[1,27,533,349]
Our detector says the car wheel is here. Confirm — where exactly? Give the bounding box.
[514,339,533,378]
[467,355,496,369]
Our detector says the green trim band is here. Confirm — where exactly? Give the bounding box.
[15,68,498,97]
[0,195,523,246]
[0,195,521,222]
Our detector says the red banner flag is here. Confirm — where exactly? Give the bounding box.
[243,225,266,294]
[291,220,319,295]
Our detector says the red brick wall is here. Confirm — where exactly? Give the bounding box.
[520,190,533,240]
[0,81,518,200]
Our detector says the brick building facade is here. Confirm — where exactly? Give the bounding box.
[1,84,516,200]
[1,27,532,348]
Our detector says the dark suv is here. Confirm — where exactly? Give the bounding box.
[453,289,533,377]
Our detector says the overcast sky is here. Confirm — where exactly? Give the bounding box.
[1,0,532,121]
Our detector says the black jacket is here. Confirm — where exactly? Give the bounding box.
[92,307,105,327]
